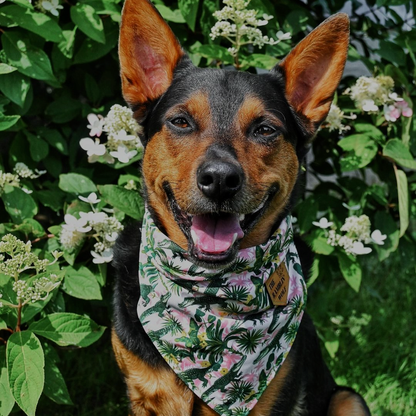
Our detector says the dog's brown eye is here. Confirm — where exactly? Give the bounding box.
[170,117,190,128]
[254,125,275,137]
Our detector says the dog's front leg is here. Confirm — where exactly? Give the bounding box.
[112,330,195,416]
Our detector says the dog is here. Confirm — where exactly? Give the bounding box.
[112,0,371,415]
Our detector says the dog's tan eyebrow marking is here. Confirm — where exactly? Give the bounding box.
[236,95,285,133]
[165,90,211,131]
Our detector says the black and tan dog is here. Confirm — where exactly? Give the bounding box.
[112,0,371,415]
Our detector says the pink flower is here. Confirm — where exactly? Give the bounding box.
[223,352,242,368]
[384,101,413,122]
[396,100,413,117]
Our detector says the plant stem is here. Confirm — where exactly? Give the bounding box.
[15,300,22,332]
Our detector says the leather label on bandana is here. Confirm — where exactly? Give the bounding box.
[265,262,289,306]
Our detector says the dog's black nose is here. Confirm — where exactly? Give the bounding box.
[197,160,243,201]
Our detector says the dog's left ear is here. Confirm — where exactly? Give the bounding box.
[119,0,186,119]
[275,13,349,133]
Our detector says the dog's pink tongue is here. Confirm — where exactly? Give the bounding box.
[191,214,244,254]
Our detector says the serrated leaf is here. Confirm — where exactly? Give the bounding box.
[246,54,278,70]
[394,167,409,237]
[0,63,17,74]
[0,5,63,42]
[98,185,144,220]
[6,331,44,416]
[43,348,72,405]
[178,0,199,31]
[2,185,38,223]
[0,71,31,107]
[59,173,97,195]
[63,266,102,300]
[339,134,378,171]
[29,313,105,347]
[337,252,362,292]
[0,114,20,131]
[0,346,15,416]
[304,229,334,255]
[190,43,234,64]
[71,3,105,44]
[2,31,59,86]
[383,138,416,170]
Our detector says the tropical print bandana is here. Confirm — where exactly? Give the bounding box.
[137,208,306,416]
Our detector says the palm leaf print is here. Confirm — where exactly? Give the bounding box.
[236,329,264,353]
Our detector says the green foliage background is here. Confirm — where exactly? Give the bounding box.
[0,0,415,415]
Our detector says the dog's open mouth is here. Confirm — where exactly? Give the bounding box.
[164,184,277,266]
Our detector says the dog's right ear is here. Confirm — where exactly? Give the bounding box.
[119,0,185,120]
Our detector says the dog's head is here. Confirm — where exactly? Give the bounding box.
[119,0,349,267]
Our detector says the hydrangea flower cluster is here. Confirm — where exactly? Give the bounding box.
[0,234,62,309]
[210,0,291,62]
[313,214,386,256]
[0,163,46,195]
[343,75,413,121]
[60,193,123,264]
[80,104,143,164]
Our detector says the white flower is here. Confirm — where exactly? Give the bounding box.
[276,30,291,41]
[350,241,372,255]
[79,211,107,225]
[40,0,63,16]
[21,187,33,194]
[91,249,113,264]
[105,232,118,242]
[79,192,101,204]
[87,114,105,137]
[312,217,333,229]
[80,137,107,163]
[370,230,387,245]
[113,129,137,143]
[361,99,379,112]
[388,92,403,102]
[63,214,91,233]
[110,145,138,163]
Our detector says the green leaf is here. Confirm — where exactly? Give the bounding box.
[394,168,409,237]
[0,63,17,74]
[0,5,63,43]
[25,131,49,162]
[98,185,144,220]
[45,94,82,124]
[354,123,385,144]
[6,331,44,416]
[35,189,65,212]
[2,185,38,223]
[338,134,378,171]
[324,338,339,359]
[43,347,72,405]
[0,71,31,107]
[73,19,118,64]
[383,138,416,170]
[0,346,15,416]
[296,196,319,234]
[190,44,234,64]
[246,54,278,70]
[154,4,185,23]
[2,31,59,86]
[374,211,399,261]
[71,3,105,44]
[63,266,103,300]
[304,229,334,255]
[59,173,97,195]
[37,127,68,155]
[0,114,20,131]
[29,313,105,347]
[337,252,362,292]
[377,40,406,66]
[178,0,199,31]
[307,257,320,287]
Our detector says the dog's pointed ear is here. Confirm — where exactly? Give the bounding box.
[119,0,185,116]
[275,13,349,132]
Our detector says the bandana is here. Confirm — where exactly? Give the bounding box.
[137,208,306,416]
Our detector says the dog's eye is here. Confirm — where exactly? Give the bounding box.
[254,125,276,137]
[170,117,190,129]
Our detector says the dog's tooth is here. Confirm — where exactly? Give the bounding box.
[239,214,245,222]
[232,233,238,244]
[191,229,198,244]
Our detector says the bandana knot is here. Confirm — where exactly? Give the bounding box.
[138,208,306,416]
